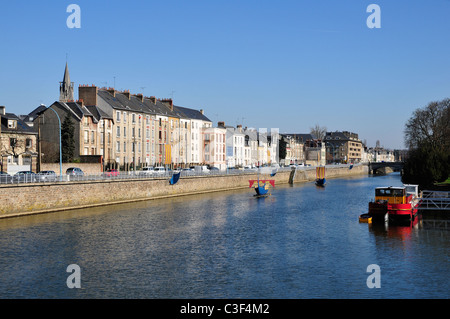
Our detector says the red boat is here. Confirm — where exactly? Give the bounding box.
[368,185,421,223]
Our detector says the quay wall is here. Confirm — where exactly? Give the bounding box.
[0,164,368,219]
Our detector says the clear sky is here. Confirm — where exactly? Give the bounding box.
[1,0,450,149]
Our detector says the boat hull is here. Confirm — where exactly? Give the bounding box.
[315,178,326,186]
[369,201,419,222]
[255,185,269,196]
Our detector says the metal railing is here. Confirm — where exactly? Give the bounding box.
[0,163,357,185]
[419,191,450,211]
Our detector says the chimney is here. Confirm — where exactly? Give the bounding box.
[122,90,130,100]
[77,99,84,107]
[0,106,6,115]
[200,109,204,115]
[106,87,116,97]
[148,96,157,104]
[134,94,144,102]
[161,98,173,111]
[78,85,98,106]
[237,124,242,132]
[218,121,225,127]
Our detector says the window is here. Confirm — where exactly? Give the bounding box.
[84,130,89,143]
[116,111,121,122]
[124,127,127,137]
[116,141,120,152]
[9,138,17,147]
[132,113,136,123]
[8,120,17,129]
[26,138,32,149]
[91,131,95,144]
[123,112,127,123]
[116,127,120,137]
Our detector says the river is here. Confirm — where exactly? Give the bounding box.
[0,173,448,299]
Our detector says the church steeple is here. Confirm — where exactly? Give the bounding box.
[59,62,74,102]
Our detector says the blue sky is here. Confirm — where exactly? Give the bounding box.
[1,0,450,149]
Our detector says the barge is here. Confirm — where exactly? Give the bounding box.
[368,184,421,223]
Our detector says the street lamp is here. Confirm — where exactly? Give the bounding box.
[47,106,62,181]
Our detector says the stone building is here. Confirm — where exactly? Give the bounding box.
[0,106,38,174]
[324,131,362,164]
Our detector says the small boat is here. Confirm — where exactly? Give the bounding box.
[359,213,372,223]
[315,166,326,186]
[249,166,275,197]
[368,184,421,223]
[249,179,275,197]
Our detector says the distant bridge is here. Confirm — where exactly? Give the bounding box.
[368,162,403,175]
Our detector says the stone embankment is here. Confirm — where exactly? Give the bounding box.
[0,164,368,219]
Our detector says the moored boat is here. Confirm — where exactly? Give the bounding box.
[359,213,372,223]
[315,166,326,186]
[249,179,275,197]
[368,184,421,223]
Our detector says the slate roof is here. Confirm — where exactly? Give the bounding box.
[85,105,113,123]
[281,133,314,142]
[1,112,37,135]
[21,104,47,123]
[173,105,211,122]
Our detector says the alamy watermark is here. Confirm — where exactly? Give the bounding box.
[367,4,381,29]
[66,4,81,29]
[66,264,81,288]
[366,264,381,288]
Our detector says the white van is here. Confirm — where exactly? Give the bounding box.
[193,165,209,174]
[139,166,154,176]
[153,166,166,175]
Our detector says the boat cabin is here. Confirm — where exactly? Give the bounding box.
[374,185,419,204]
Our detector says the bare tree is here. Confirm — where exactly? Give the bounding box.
[1,134,25,157]
[310,124,327,140]
[404,98,450,150]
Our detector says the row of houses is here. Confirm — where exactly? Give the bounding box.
[0,63,403,174]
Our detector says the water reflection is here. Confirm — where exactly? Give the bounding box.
[0,173,448,298]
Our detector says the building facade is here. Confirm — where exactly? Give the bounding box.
[0,106,38,174]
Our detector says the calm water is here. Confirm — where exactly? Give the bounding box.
[0,173,448,299]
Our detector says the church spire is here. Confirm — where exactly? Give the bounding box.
[59,62,74,102]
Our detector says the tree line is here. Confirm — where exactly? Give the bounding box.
[402,98,450,189]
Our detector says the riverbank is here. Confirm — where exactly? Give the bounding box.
[0,164,368,219]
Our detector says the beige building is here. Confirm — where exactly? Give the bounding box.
[0,106,38,174]
[324,131,362,164]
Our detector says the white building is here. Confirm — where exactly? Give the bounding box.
[221,123,245,167]
[204,126,226,170]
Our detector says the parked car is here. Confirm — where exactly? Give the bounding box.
[139,167,154,176]
[36,170,57,182]
[0,171,12,184]
[153,166,166,175]
[209,167,220,171]
[103,169,119,177]
[12,171,36,183]
[193,165,210,174]
[66,167,84,176]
